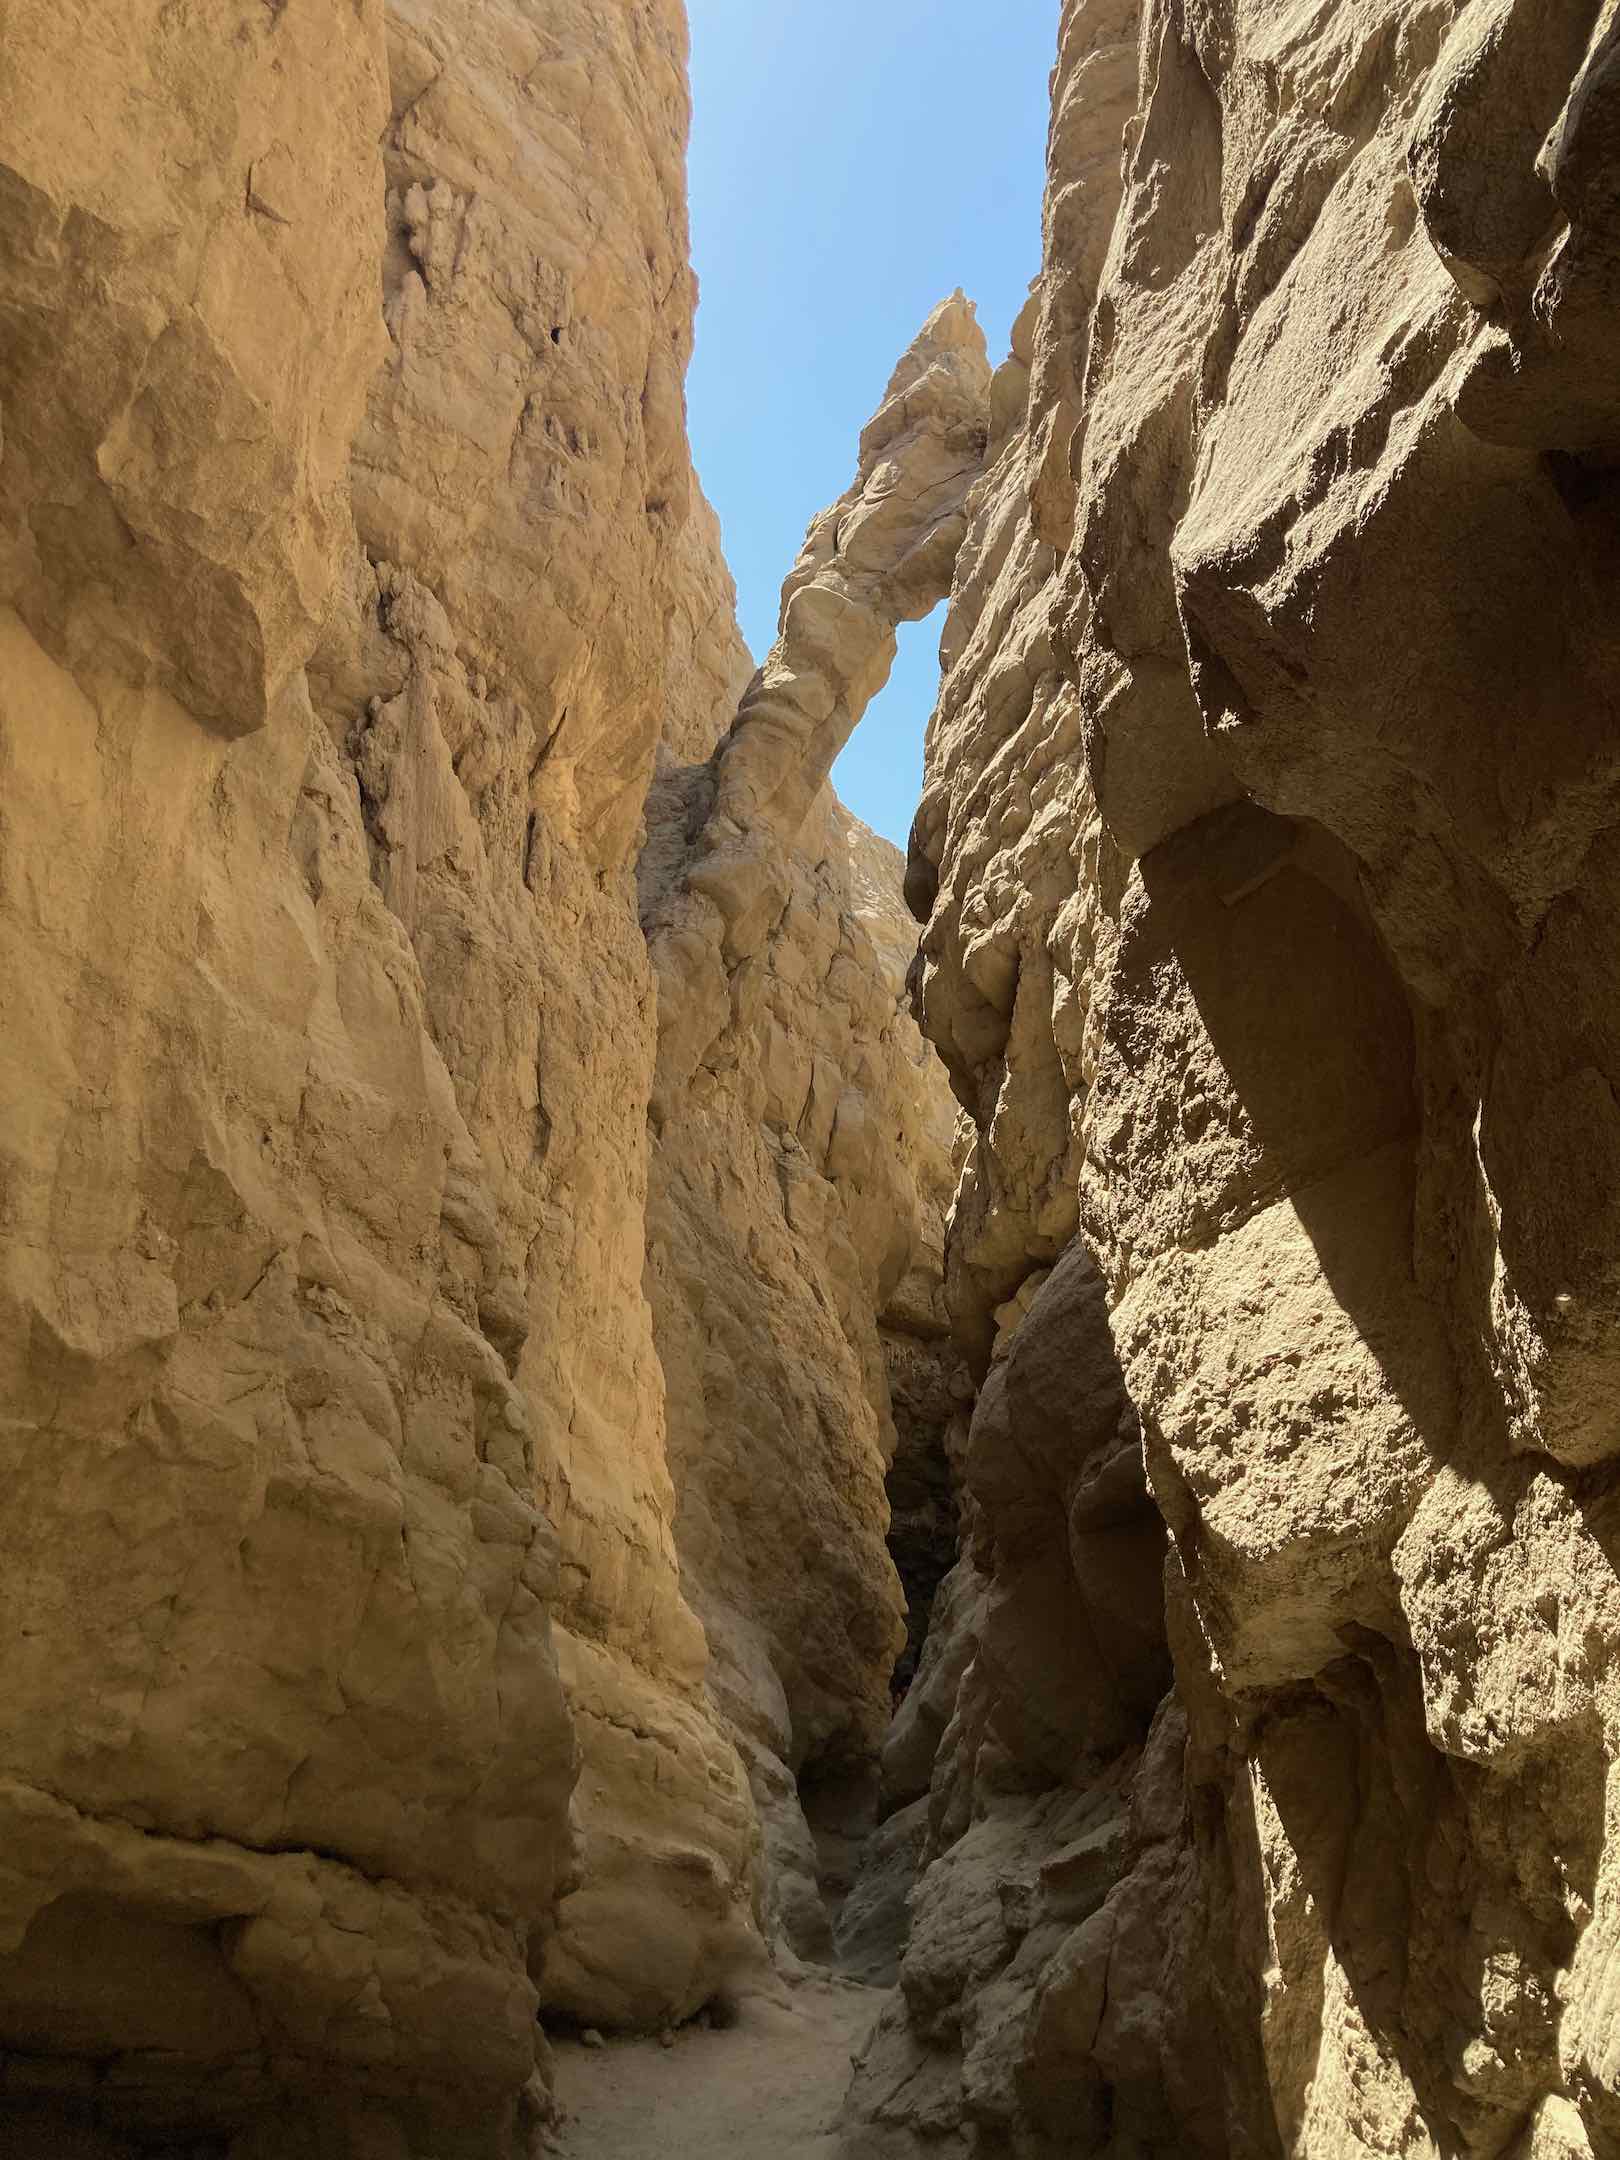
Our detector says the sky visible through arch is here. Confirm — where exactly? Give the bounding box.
[685,2,1059,850]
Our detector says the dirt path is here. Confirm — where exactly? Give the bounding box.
[549,1975,883,2159]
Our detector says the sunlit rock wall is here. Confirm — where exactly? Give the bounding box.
[0,10,990,2146]
[849,1,1620,2153]
[0,0,761,2142]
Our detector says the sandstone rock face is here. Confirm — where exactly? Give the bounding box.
[646,788,952,1964]
[846,813,966,1707]
[0,2,979,2144]
[645,293,992,1127]
[35,0,1620,2151]
[849,1,1620,2155]
[0,1,580,2150]
[339,0,768,2038]
[0,0,776,2145]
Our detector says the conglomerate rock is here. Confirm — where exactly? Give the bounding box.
[846,1,1620,2156]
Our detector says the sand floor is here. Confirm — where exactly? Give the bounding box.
[550,1975,884,2159]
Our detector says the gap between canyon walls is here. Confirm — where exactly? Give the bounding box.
[623,293,992,1983]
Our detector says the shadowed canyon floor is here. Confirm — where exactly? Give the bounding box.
[551,1979,880,2159]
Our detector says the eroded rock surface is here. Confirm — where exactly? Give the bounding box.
[848,1,1620,2155]
[0,1,582,2151]
[21,0,1620,2153]
[337,1,777,2038]
[0,1,975,2147]
[640,308,989,1967]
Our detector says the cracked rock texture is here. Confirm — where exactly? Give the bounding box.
[847,1,1620,2156]
[646,788,960,1968]
[347,0,762,2042]
[0,0,963,2151]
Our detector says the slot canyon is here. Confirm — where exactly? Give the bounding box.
[6,1,1620,2155]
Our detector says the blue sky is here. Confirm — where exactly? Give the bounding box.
[685,3,1058,849]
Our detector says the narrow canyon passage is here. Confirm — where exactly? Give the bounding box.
[10,3,1620,2159]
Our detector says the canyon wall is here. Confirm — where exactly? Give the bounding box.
[641,298,988,1961]
[849,1,1620,2156]
[19,1,1620,2156]
[1,6,581,2156]
[0,0,964,2150]
[646,790,959,1963]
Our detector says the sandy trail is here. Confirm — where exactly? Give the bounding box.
[550,1975,883,2159]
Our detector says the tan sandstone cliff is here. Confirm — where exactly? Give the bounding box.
[0,1,966,2152]
[2,5,578,2155]
[847,2,1620,2157]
